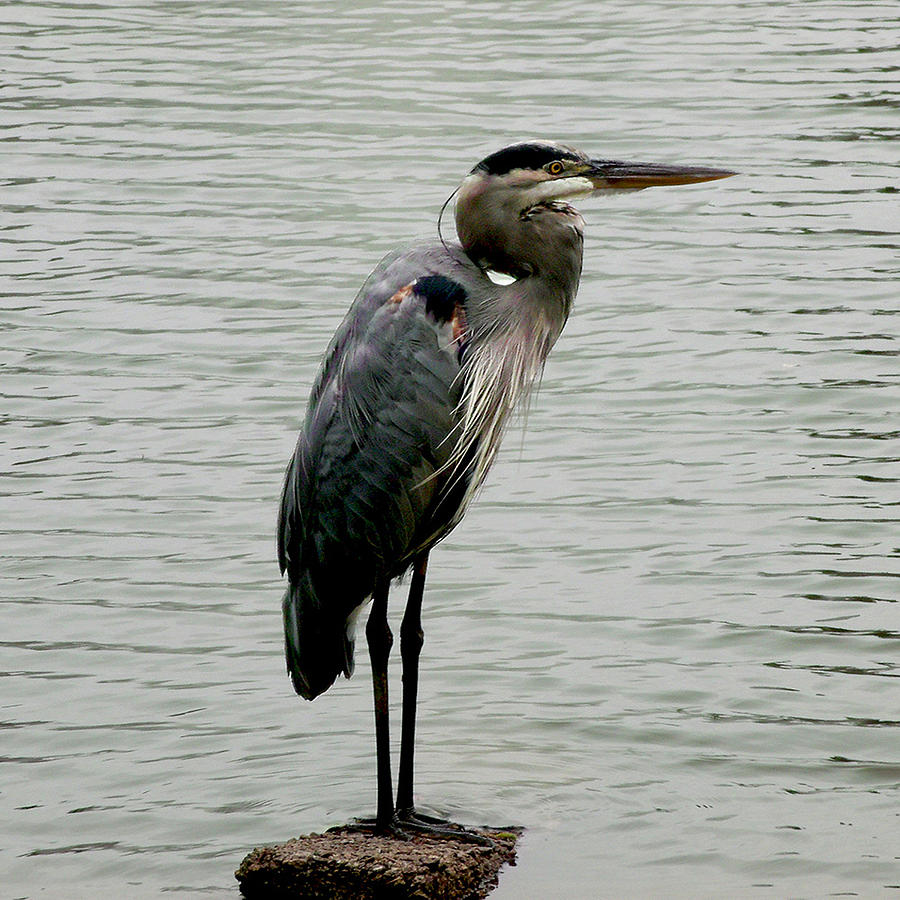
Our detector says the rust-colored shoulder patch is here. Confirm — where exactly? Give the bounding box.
[451,302,468,347]
[388,283,415,305]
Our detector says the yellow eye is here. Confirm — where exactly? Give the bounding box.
[547,160,565,175]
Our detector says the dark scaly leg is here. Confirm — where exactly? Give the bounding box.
[396,552,428,815]
[332,565,491,844]
[331,577,409,838]
[366,575,397,834]
[394,553,494,847]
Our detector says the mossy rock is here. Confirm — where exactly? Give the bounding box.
[236,824,523,899]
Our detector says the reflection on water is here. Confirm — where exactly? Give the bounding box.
[2,0,898,896]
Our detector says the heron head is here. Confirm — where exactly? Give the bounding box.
[454,140,735,287]
[460,140,735,215]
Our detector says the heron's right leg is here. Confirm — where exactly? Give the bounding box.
[366,575,395,833]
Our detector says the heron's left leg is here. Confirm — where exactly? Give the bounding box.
[333,580,409,840]
[367,575,395,834]
[394,552,494,847]
[396,551,428,815]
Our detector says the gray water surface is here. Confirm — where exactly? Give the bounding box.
[3,1,898,897]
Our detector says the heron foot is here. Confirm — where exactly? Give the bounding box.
[395,806,496,847]
[329,815,412,841]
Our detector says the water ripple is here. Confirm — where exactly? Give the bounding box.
[2,1,898,897]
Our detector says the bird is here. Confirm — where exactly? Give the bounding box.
[277,140,734,837]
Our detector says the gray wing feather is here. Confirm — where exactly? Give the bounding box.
[278,278,466,603]
[277,251,479,699]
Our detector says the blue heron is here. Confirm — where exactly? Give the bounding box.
[277,141,734,836]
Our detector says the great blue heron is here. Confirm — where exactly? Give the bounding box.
[277,141,734,836]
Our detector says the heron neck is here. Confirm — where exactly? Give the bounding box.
[462,264,577,366]
[455,199,582,333]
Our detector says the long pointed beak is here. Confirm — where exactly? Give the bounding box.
[587,159,736,191]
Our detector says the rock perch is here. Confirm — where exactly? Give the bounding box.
[236,825,522,899]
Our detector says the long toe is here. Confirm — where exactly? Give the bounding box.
[328,816,412,841]
[394,808,496,847]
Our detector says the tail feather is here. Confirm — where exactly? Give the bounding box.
[282,572,355,700]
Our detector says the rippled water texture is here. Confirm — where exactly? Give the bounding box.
[3,1,898,896]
